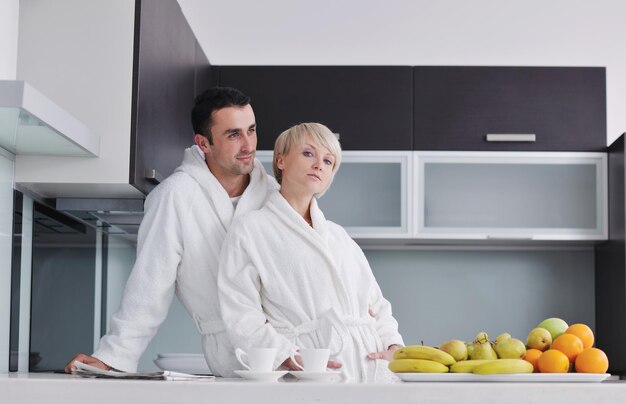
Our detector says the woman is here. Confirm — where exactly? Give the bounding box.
[217,123,404,382]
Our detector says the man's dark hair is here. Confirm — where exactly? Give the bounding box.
[191,87,251,144]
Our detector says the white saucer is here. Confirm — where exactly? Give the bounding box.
[290,370,343,383]
[234,370,289,382]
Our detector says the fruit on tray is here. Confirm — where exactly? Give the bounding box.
[393,345,456,366]
[526,327,552,351]
[493,333,526,359]
[472,359,534,375]
[449,359,493,373]
[538,318,569,341]
[388,358,449,373]
[566,323,594,349]
[390,319,609,377]
[468,332,498,360]
[439,339,468,361]
[575,348,609,374]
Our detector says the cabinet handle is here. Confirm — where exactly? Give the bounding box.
[145,169,164,184]
[486,134,536,142]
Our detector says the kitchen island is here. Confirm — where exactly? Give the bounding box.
[2,373,625,404]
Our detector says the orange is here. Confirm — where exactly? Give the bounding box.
[565,323,594,349]
[575,348,609,374]
[523,348,543,373]
[537,349,570,373]
[551,333,584,362]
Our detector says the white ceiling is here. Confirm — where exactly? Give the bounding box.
[177,0,625,66]
[177,0,626,144]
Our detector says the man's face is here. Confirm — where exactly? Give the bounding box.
[199,105,257,178]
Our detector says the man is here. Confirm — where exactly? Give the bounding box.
[64,87,277,376]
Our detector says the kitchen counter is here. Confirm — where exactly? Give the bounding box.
[2,373,625,404]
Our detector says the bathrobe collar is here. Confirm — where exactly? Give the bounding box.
[176,145,270,231]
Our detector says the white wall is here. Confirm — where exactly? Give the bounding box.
[14,0,140,198]
[368,248,595,346]
[179,0,626,145]
[0,0,19,80]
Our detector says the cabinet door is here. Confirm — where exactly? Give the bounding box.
[130,0,204,194]
[413,67,606,151]
[256,151,413,238]
[415,151,607,240]
[218,66,413,151]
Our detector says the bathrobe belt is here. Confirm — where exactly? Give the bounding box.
[274,309,376,355]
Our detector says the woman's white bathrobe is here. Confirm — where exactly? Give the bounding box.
[92,146,276,376]
[218,191,404,383]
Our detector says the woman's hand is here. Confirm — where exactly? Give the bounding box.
[281,355,342,370]
[366,344,400,362]
[64,354,112,373]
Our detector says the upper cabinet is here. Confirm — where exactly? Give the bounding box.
[256,150,413,239]
[217,66,413,151]
[130,0,216,195]
[14,0,213,198]
[415,151,607,241]
[413,66,606,152]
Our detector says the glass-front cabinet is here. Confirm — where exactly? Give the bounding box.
[256,151,413,238]
[414,152,607,241]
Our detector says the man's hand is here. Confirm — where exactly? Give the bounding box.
[366,344,400,362]
[281,355,342,371]
[64,354,112,374]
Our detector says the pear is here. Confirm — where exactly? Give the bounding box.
[495,333,512,344]
[469,332,498,360]
[439,339,468,361]
[494,335,527,359]
[526,327,552,351]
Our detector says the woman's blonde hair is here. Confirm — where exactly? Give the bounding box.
[272,122,342,194]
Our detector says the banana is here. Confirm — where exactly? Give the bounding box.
[449,359,494,373]
[393,345,456,366]
[472,359,534,375]
[388,359,449,373]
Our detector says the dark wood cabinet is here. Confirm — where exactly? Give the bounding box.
[413,66,606,151]
[595,133,626,375]
[217,66,413,150]
[130,0,212,195]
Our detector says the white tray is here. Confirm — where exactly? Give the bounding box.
[396,372,611,383]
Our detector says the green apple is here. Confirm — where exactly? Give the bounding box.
[537,318,569,341]
[439,339,468,361]
[526,327,552,351]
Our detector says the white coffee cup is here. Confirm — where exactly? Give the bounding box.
[291,348,331,372]
[235,347,277,372]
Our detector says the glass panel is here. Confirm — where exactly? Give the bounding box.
[319,163,402,227]
[9,191,22,372]
[261,160,403,228]
[423,163,597,229]
[29,202,95,371]
[0,107,90,156]
[0,153,14,373]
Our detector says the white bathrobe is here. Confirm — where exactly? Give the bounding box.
[218,190,404,383]
[93,146,277,375]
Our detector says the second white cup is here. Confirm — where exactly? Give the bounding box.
[291,348,331,372]
[235,347,277,372]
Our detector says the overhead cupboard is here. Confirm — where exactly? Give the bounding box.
[257,151,607,242]
[237,65,607,243]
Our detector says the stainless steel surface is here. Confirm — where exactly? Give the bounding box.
[486,134,537,142]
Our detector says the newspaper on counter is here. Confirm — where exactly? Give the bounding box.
[72,361,215,381]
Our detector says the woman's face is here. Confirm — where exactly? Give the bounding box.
[277,135,336,197]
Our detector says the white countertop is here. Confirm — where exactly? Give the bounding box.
[2,373,625,404]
